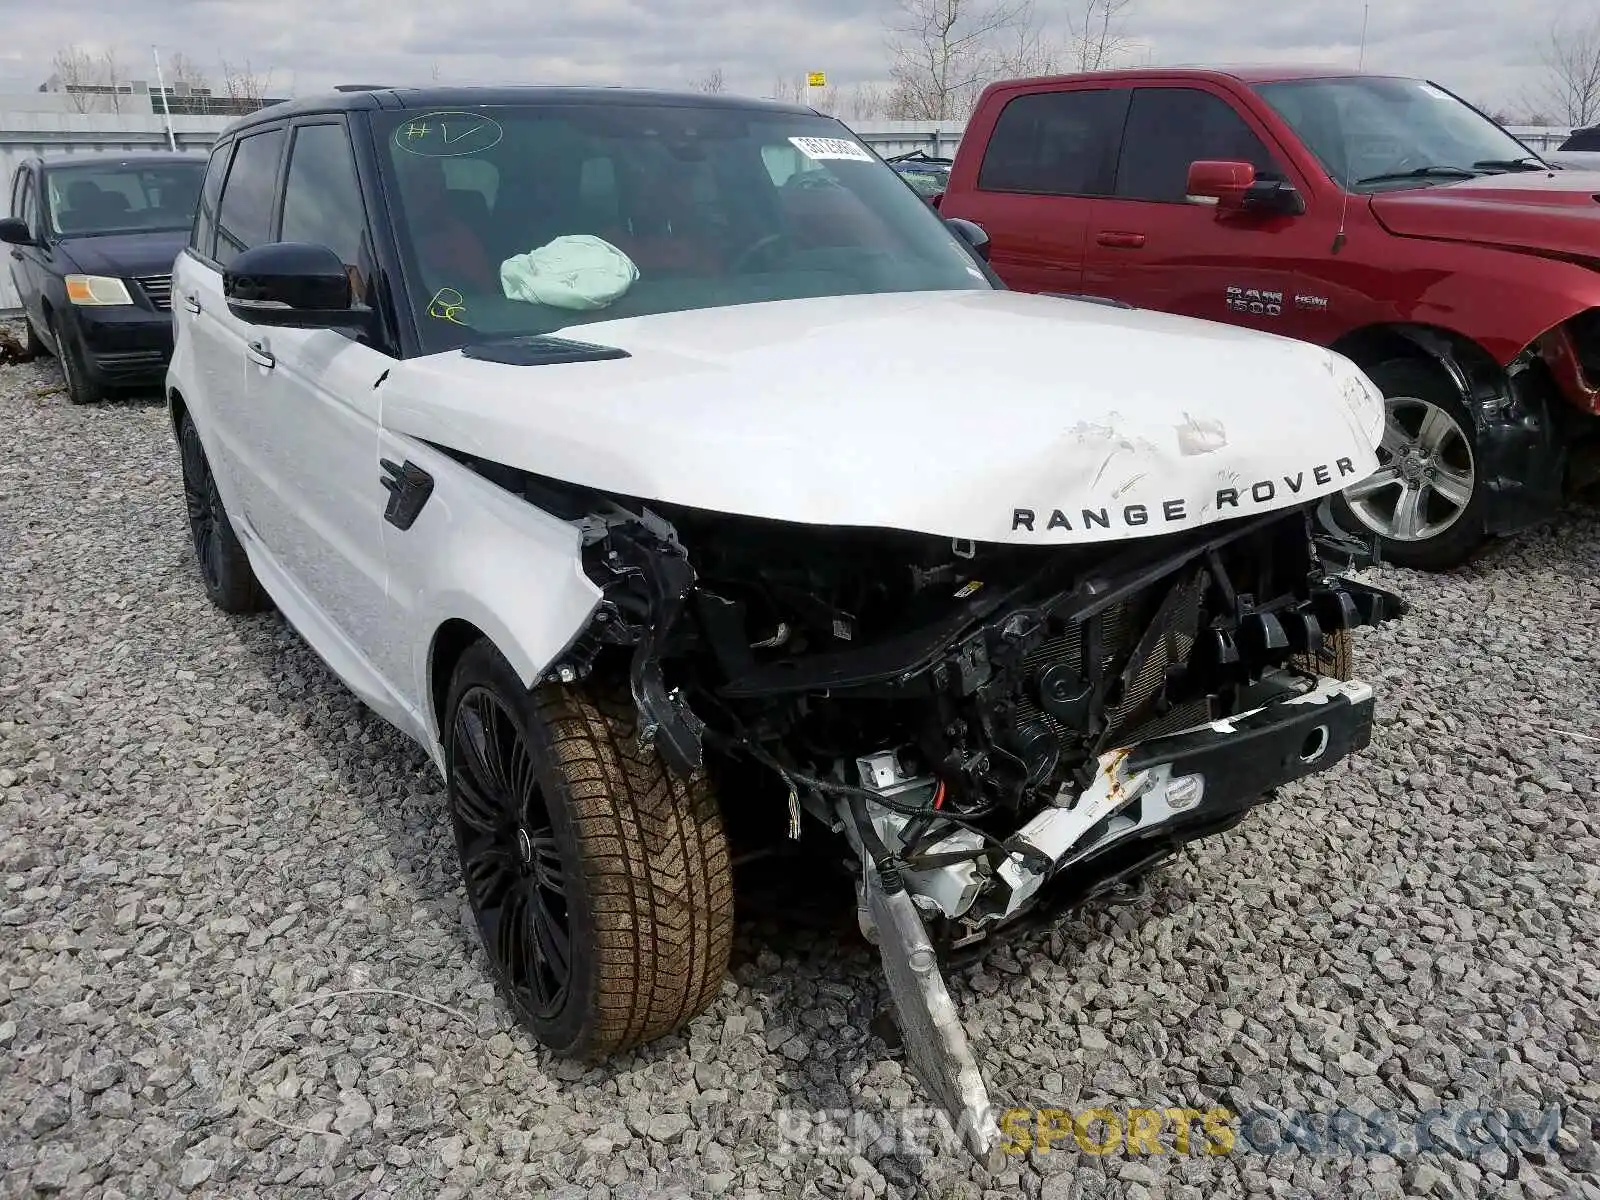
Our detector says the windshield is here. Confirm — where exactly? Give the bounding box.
[45,161,205,236]
[375,103,992,352]
[1254,77,1544,191]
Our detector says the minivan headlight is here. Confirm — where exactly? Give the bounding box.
[64,274,134,306]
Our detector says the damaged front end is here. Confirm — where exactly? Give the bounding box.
[511,472,1404,1166]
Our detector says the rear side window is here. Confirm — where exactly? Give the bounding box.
[977,89,1122,196]
[191,143,230,259]
[1115,88,1285,202]
[214,128,285,267]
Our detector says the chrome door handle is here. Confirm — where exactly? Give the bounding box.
[246,339,275,369]
[182,294,201,314]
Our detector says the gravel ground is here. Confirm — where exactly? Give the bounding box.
[1,334,1598,1200]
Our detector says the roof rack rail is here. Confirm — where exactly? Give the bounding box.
[334,84,390,92]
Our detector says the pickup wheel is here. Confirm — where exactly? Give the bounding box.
[177,412,270,613]
[445,641,733,1059]
[1331,358,1486,571]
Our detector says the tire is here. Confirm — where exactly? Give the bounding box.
[1293,627,1354,681]
[25,314,48,359]
[1330,358,1487,571]
[51,315,103,406]
[177,412,270,613]
[445,640,733,1059]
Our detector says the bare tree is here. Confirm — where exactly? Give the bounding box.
[1066,0,1137,72]
[220,58,275,105]
[769,74,809,105]
[1525,16,1600,128]
[49,44,97,113]
[994,8,1061,78]
[884,0,1033,120]
[167,51,209,91]
[100,48,125,113]
[833,82,890,121]
[690,66,726,94]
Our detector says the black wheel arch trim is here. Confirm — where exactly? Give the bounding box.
[1335,323,1567,538]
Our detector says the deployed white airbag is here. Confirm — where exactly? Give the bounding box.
[500,235,639,310]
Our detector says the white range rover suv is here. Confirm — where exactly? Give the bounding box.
[166,85,1404,1162]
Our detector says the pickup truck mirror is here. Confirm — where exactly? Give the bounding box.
[223,241,370,330]
[1186,160,1305,216]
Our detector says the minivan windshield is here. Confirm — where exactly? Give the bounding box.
[45,161,206,237]
[374,103,993,352]
[1254,76,1547,191]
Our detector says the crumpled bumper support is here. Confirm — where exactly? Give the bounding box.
[860,675,1377,1170]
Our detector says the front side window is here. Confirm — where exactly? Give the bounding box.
[44,161,206,237]
[214,128,285,267]
[191,143,230,258]
[17,172,40,238]
[976,89,1122,196]
[1560,127,1600,152]
[375,103,992,353]
[1256,76,1546,191]
[1115,88,1286,202]
[280,122,370,298]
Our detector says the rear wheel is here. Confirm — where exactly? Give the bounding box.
[1332,358,1487,571]
[177,412,269,613]
[445,642,734,1058]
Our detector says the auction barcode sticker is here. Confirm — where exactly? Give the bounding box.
[789,136,873,162]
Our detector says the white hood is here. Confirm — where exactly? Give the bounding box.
[381,290,1385,545]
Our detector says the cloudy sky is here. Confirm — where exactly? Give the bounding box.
[0,0,1575,119]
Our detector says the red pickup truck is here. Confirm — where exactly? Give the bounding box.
[937,67,1600,569]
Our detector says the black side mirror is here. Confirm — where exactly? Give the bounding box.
[0,217,36,247]
[224,241,367,329]
[1240,179,1306,217]
[945,217,990,262]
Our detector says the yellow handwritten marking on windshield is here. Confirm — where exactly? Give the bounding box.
[393,111,505,157]
[427,287,469,325]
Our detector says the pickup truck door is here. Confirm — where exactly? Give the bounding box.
[1084,84,1316,334]
[941,86,1126,295]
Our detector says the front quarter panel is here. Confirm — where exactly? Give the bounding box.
[1296,205,1600,370]
[376,428,604,763]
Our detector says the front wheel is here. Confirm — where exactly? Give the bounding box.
[25,314,48,359]
[445,642,734,1059]
[1331,358,1487,571]
[51,315,103,406]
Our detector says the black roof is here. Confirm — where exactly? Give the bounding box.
[30,152,206,171]
[223,85,819,138]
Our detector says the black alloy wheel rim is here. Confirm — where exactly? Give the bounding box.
[180,426,227,592]
[449,687,572,1018]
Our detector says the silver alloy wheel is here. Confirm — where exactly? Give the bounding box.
[1343,396,1476,542]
